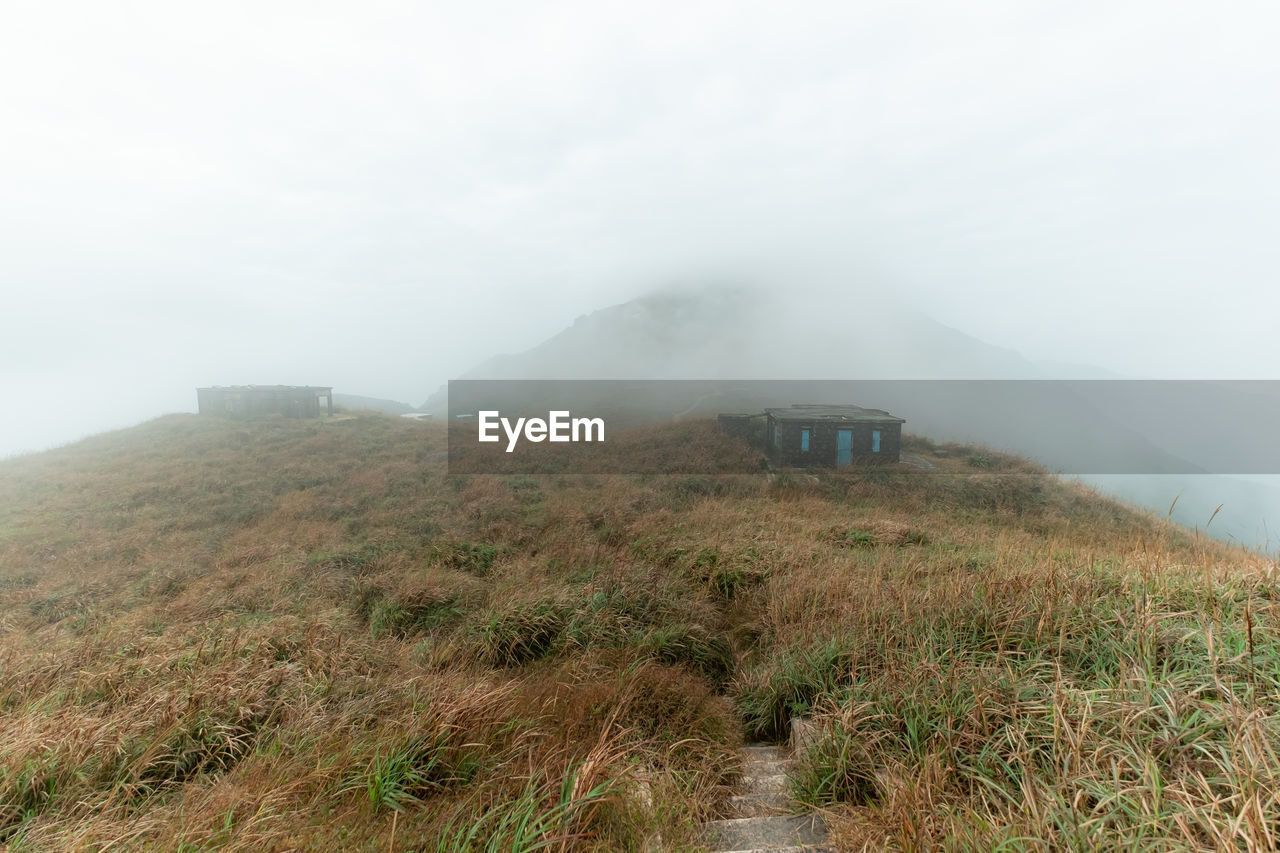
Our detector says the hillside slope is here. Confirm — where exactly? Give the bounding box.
[0,415,1277,850]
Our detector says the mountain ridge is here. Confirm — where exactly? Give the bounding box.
[425,285,1280,553]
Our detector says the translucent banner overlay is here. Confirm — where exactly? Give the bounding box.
[445,379,1280,475]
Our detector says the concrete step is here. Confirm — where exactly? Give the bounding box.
[703,814,830,852]
[742,744,787,762]
[743,757,788,774]
[740,771,789,794]
[728,791,793,817]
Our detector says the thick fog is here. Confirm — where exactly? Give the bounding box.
[3,2,1278,502]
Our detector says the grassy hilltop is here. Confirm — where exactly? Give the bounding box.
[1,414,1278,851]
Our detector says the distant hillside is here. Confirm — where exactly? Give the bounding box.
[333,393,418,414]
[426,286,1280,552]
[2,414,1276,849]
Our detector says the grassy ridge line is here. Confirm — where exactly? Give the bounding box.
[0,412,1274,850]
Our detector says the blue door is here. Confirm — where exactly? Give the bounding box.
[871,430,881,453]
[837,429,853,466]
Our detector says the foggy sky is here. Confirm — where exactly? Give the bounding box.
[3,0,1279,457]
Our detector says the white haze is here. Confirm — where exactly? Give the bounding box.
[2,0,1278,473]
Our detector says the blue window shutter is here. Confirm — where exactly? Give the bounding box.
[872,430,881,452]
[801,428,810,451]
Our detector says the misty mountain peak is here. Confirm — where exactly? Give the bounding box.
[433,281,1043,396]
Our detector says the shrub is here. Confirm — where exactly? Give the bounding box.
[346,731,483,813]
[735,638,854,741]
[477,600,570,666]
[307,544,387,575]
[789,707,881,807]
[641,624,735,683]
[430,759,624,852]
[439,542,500,577]
[368,594,465,639]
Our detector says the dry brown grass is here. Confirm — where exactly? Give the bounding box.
[0,412,1275,850]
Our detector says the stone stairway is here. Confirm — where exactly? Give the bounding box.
[701,743,831,852]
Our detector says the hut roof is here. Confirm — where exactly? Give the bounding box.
[197,385,332,393]
[765,404,904,424]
